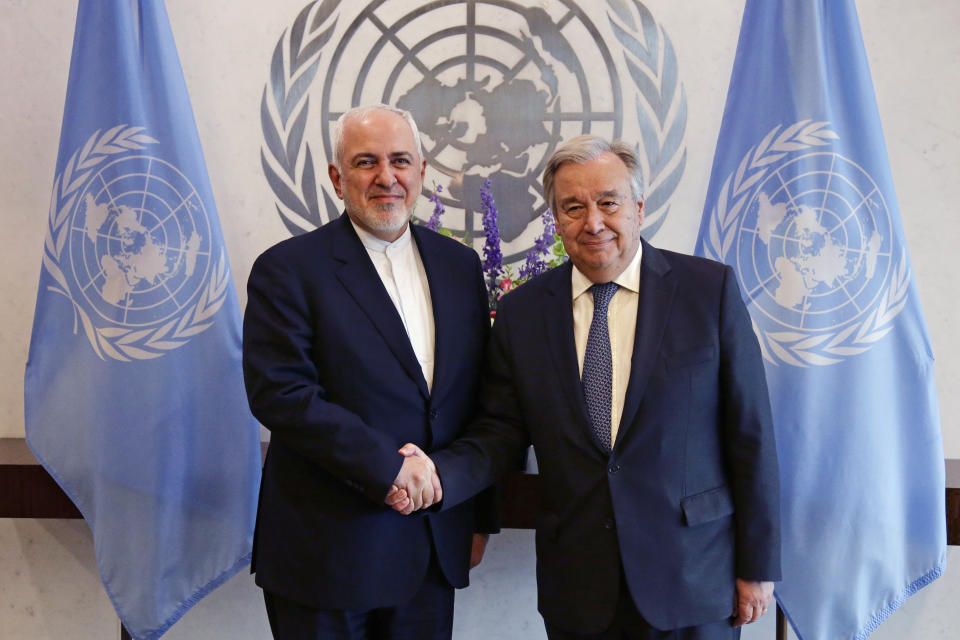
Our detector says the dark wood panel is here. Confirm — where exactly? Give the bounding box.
[0,463,82,518]
[949,459,960,546]
[499,472,541,529]
[948,488,960,546]
[3,439,958,542]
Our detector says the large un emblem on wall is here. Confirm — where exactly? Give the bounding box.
[42,126,230,361]
[261,0,686,262]
[701,121,909,367]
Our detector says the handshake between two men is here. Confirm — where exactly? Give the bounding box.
[384,443,439,515]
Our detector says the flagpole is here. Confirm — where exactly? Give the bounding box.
[119,621,131,640]
[776,604,787,640]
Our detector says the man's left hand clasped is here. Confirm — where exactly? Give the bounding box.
[384,443,441,514]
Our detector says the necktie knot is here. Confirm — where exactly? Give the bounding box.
[591,282,619,312]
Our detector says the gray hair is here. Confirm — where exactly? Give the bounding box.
[542,135,644,214]
[330,104,424,171]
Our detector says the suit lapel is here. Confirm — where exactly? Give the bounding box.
[411,225,448,399]
[615,240,676,447]
[332,215,430,399]
[542,264,606,459]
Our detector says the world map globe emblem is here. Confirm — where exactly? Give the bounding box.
[318,0,624,257]
[67,155,212,328]
[735,152,893,333]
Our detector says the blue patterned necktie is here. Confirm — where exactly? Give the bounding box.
[583,282,619,450]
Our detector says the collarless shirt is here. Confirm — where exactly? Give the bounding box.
[351,220,436,392]
[571,243,643,446]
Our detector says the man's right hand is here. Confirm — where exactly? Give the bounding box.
[388,444,442,514]
[732,579,775,627]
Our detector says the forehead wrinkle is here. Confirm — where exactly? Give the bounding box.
[597,189,625,200]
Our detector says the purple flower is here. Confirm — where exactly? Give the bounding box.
[426,184,446,232]
[519,210,556,280]
[480,178,504,302]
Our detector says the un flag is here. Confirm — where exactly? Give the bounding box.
[696,1,945,639]
[24,2,261,638]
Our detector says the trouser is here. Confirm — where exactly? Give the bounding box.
[263,553,454,640]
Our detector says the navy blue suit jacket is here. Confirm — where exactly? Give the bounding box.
[433,240,780,633]
[243,214,494,610]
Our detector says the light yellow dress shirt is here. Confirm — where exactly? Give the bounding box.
[571,243,643,446]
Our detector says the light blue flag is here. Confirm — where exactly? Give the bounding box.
[695,1,945,639]
[24,2,260,638]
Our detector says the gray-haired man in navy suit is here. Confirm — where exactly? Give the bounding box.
[396,135,780,640]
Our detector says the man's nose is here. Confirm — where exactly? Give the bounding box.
[583,205,605,233]
[374,165,396,188]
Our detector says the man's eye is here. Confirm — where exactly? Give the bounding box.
[393,158,411,166]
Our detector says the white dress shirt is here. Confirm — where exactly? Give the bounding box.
[351,220,436,392]
[571,243,643,445]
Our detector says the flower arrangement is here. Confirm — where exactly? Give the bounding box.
[424,178,567,311]
[425,183,448,234]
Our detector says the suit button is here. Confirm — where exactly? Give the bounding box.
[608,465,620,474]
[603,519,616,530]
[429,410,439,419]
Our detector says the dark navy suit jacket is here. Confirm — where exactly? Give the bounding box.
[433,239,780,633]
[243,213,494,610]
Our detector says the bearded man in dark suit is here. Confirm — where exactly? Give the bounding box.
[243,104,495,640]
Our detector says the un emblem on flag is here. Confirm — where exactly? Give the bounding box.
[42,126,231,361]
[702,121,909,367]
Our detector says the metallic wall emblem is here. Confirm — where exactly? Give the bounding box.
[261,0,686,261]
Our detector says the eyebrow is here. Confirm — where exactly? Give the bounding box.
[558,190,623,208]
[349,152,376,164]
[349,151,414,163]
[558,196,583,209]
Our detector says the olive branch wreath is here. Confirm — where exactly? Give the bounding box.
[260,0,341,237]
[700,120,910,367]
[607,0,686,238]
[43,125,231,362]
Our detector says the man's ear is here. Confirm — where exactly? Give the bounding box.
[637,199,645,225]
[328,164,344,199]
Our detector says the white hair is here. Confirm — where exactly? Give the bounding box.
[542,135,645,213]
[330,104,423,171]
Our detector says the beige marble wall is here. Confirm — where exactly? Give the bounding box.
[2,0,958,455]
[1,1,957,638]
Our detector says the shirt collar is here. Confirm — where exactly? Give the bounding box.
[571,241,643,301]
[350,217,412,254]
